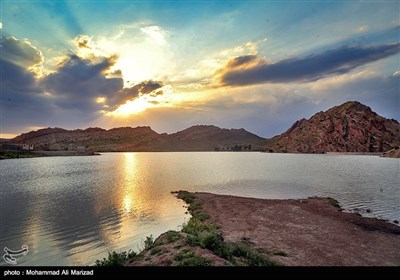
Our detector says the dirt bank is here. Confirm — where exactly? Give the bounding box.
[193,193,400,266]
[125,192,400,266]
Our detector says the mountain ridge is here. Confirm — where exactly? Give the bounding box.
[10,124,266,152]
[7,101,400,153]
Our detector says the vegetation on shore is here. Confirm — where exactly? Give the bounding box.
[0,150,100,160]
[0,150,45,160]
[95,191,282,266]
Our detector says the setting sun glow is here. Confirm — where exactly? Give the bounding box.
[113,97,153,116]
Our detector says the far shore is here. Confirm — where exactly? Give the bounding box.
[0,150,100,160]
[120,191,400,266]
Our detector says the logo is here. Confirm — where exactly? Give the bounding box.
[3,245,29,265]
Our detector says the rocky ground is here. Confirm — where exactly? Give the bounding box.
[381,147,400,158]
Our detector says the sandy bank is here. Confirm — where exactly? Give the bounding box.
[124,192,400,266]
[193,193,399,266]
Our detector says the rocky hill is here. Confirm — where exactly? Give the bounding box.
[269,101,400,153]
[10,125,266,152]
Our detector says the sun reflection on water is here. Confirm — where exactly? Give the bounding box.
[123,195,133,214]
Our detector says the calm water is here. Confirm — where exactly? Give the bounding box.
[1,152,399,266]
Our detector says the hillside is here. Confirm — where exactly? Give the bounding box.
[10,125,266,152]
[166,125,266,151]
[269,101,400,153]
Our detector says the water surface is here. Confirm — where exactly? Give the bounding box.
[1,152,398,265]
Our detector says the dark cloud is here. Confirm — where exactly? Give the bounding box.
[41,52,164,111]
[0,41,51,133]
[41,54,124,111]
[218,43,400,86]
[225,55,258,68]
[0,37,45,110]
[1,36,43,68]
[124,80,164,95]
[106,80,164,110]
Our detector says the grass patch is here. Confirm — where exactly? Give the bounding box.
[174,191,210,221]
[166,231,181,243]
[94,250,137,266]
[230,243,276,266]
[0,150,43,159]
[174,191,196,204]
[150,247,163,256]
[173,249,212,266]
[182,219,218,235]
[257,248,288,257]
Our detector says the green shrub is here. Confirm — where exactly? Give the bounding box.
[230,243,276,266]
[94,250,137,266]
[144,235,154,250]
[173,249,212,266]
[182,219,218,235]
[166,231,181,243]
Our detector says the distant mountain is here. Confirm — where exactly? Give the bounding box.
[166,125,266,151]
[10,125,266,152]
[9,101,400,153]
[269,101,400,153]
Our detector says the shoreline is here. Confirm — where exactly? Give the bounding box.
[120,191,400,266]
[1,150,396,160]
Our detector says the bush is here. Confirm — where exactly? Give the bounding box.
[166,231,181,243]
[94,250,137,266]
[173,249,212,266]
[144,235,154,250]
[182,219,218,235]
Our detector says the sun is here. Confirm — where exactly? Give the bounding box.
[113,97,150,116]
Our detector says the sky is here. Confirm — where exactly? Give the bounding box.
[0,0,399,138]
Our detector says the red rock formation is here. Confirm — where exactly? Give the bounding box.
[271,101,400,153]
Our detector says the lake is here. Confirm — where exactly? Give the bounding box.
[1,152,399,266]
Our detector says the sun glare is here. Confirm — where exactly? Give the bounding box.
[113,98,150,116]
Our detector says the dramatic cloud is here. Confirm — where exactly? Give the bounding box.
[40,53,165,113]
[1,33,167,135]
[1,36,43,68]
[0,37,52,134]
[0,37,44,107]
[41,54,123,111]
[218,43,400,86]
